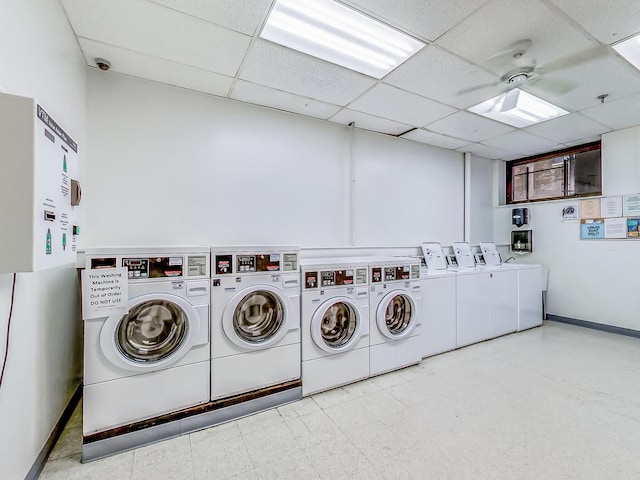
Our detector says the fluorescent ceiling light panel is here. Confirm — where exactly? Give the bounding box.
[613,33,640,71]
[468,89,569,128]
[260,0,425,79]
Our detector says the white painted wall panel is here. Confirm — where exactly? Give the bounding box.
[493,126,640,330]
[86,72,465,249]
[353,130,464,246]
[0,2,86,477]
[468,155,495,244]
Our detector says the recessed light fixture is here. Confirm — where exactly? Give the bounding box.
[613,33,640,71]
[260,0,425,79]
[467,89,569,128]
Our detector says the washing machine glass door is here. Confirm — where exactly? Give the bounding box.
[311,297,361,354]
[376,290,417,340]
[101,293,198,371]
[223,284,292,349]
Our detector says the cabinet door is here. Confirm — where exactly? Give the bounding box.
[518,266,543,331]
[422,276,456,357]
[490,269,518,337]
[456,273,491,348]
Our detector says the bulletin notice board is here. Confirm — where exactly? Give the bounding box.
[579,195,640,239]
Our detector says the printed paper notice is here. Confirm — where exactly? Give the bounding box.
[580,198,601,219]
[580,219,604,239]
[82,267,129,319]
[600,196,623,218]
[623,194,640,216]
[604,217,627,239]
[561,203,579,223]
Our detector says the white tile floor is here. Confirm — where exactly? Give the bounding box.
[40,322,640,479]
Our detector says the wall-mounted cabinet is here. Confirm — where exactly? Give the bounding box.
[0,92,79,273]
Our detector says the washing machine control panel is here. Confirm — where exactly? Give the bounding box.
[215,252,298,275]
[371,264,420,283]
[304,267,367,289]
[123,256,185,278]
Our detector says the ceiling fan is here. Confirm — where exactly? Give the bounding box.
[458,38,606,97]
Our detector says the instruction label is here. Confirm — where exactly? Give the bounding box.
[81,267,129,319]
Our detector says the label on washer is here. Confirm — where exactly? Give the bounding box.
[81,267,129,320]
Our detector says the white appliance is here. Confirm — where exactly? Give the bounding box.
[419,262,458,358]
[300,257,370,396]
[83,246,210,436]
[210,246,300,400]
[368,257,422,376]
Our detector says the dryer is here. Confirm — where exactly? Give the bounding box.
[210,246,300,400]
[300,257,369,396]
[83,246,210,437]
[368,256,422,376]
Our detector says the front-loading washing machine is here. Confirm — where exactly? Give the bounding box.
[210,246,301,401]
[368,256,423,376]
[83,246,210,440]
[300,257,369,396]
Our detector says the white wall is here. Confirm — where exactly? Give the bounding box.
[494,126,640,330]
[86,71,464,248]
[0,1,86,478]
[468,155,495,244]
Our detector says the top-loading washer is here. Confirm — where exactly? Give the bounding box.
[368,256,422,376]
[300,257,369,396]
[83,246,210,439]
[210,246,300,400]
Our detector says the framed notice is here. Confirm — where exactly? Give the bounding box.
[580,198,601,219]
[600,196,623,218]
[580,219,604,239]
[623,194,640,216]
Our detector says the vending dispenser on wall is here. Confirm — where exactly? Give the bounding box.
[0,92,81,273]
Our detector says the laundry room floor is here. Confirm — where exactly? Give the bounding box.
[39,321,640,480]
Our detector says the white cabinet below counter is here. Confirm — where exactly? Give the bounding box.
[456,268,518,348]
[421,273,457,358]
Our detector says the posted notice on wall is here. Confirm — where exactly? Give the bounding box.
[623,194,640,217]
[580,219,604,239]
[600,196,623,218]
[580,198,601,219]
[604,217,627,239]
[81,267,129,319]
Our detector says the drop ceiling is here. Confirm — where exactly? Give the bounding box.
[60,0,640,160]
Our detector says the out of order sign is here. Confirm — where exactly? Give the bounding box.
[81,267,129,319]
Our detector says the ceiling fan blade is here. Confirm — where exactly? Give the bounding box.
[456,81,500,96]
[537,45,609,74]
[527,76,575,95]
[481,39,533,67]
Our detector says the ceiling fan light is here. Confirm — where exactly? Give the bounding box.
[260,0,425,79]
[468,88,568,128]
[613,33,640,72]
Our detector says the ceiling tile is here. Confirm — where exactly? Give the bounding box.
[239,40,377,106]
[425,111,515,142]
[329,109,413,135]
[549,0,640,45]
[78,38,234,96]
[437,0,598,74]
[482,130,562,155]
[401,129,471,149]
[230,80,342,120]
[523,113,610,143]
[457,143,511,160]
[526,54,640,111]
[347,84,456,127]
[61,0,251,76]
[342,0,489,41]
[147,0,272,36]
[580,92,640,130]
[385,45,502,109]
